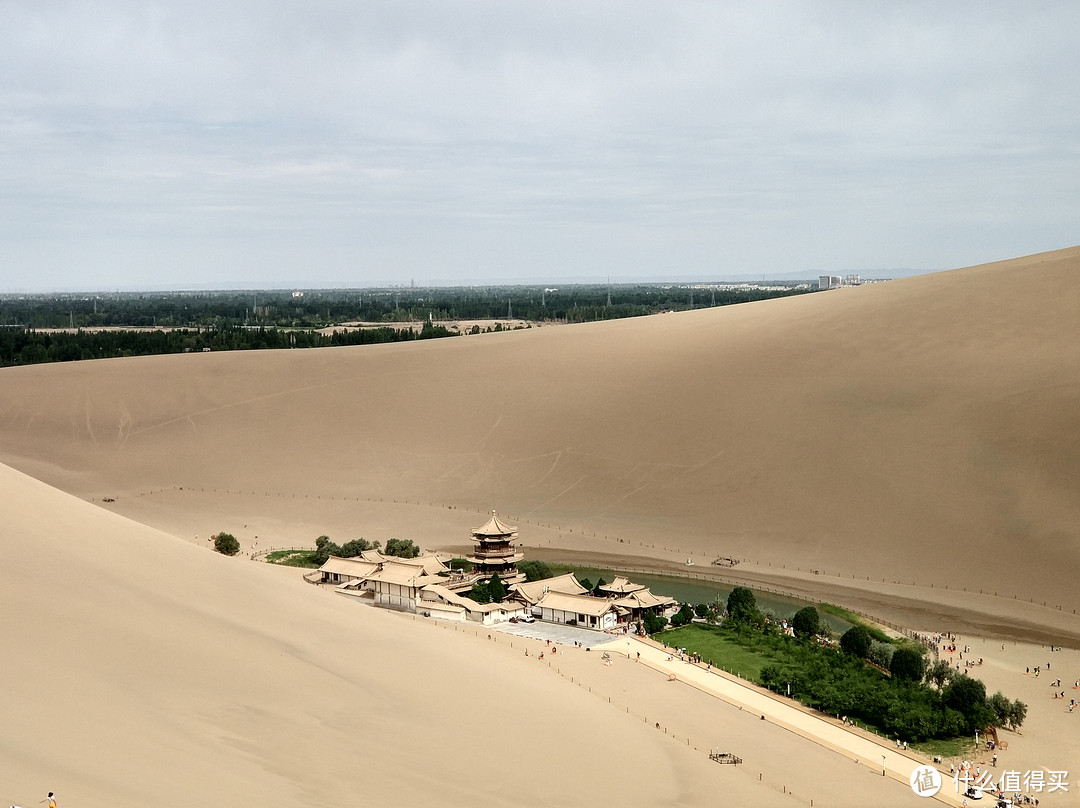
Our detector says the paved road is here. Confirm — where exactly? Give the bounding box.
[494,620,622,650]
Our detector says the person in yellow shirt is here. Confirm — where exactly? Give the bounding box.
[39,793,57,808]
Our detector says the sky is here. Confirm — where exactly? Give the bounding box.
[2,1,1078,292]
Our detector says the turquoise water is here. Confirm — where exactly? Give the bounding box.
[564,566,853,634]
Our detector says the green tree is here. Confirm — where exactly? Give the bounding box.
[517,560,552,581]
[926,659,956,691]
[313,535,341,566]
[867,640,895,669]
[840,625,872,658]
[593,577,607,594]
[988,691,1011,726]
[942,675,993,732]
[339,538,376,558]
[1007,698,1027,731]
[214,532,240,556]
[383,538,420,558]
[467,581,491,603]
[643,611,668,634]
[670,604,696,627]
[488,572,507,603]
[578,577,593,591]
[726,586,759,624]
[791,606,821,640]
[889,647,927,682]
[694,603,710,618]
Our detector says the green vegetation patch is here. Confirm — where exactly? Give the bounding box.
[660,624,779,681]
[656,588,1027,744]
[266,549,319,567]
[818,603,894,644]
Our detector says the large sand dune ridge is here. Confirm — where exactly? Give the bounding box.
[1,246,1078,610]
[3,246,1079,806]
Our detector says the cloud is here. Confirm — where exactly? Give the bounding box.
[1,1,1079,289]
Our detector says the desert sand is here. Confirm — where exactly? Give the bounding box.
[2,246,1079,806]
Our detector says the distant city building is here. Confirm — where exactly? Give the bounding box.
[818,274,864,290]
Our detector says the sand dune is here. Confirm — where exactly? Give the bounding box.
[3,461,946,808]
[2,246,1079,806]
[0,463,723,807]
[1,246,1078,612]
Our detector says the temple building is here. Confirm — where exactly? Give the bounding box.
[465,510,525,580]
[308,512,676,630]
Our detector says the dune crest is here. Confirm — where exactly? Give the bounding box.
[2,246,1077,612]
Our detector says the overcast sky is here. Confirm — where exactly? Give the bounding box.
[2,2,1078,291]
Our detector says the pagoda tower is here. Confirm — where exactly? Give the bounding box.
[466,510,524,578]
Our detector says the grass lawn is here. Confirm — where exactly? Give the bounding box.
[658,623,784,681]
[911,736,978,760]
[265,549,318,567]
[817,603,896,644]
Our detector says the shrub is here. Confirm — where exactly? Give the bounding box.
[867,640,895,669]
[214,532,240,556]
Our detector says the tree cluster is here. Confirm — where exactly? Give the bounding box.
[517,560,553,582]
[0,322,454,368]
[383,538,420,558]
[312,535,380,566]
[0,284,814,332]
[466,572,507,604]
[213,532,240,556]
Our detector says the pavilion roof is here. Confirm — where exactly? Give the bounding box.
[365,561,431,586]
[536,590,619,618]
[596,576,646,595]
[318,557,380,577]
[471,510,518,538]
[509,573,587,605]
[612,589,676,610]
